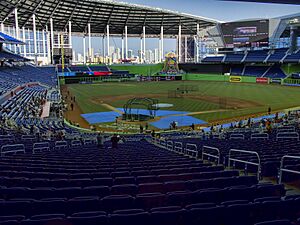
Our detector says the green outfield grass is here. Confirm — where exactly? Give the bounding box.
[67,80,300,123]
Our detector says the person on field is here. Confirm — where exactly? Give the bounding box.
[70,103,74,111]
[191,123,195,130]
[268,107,271,115]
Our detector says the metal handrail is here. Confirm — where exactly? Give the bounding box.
[1,144,25,156]
[230,134,245,140]
[167,141,173,151]
[160,139,167,147]
[185,143,198,159]
[276,132,299,141]
[228,149,261,180]
[251,133,269,140]
[174,142,183,153]
[202,145,220,165]
[279,155,300,184]
[33,142,50,154]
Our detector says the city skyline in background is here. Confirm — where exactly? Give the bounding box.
[72,0,300,57]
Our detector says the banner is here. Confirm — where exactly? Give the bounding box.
[229,76,242,83]
[270,78,282,84]
[256,77,268,84]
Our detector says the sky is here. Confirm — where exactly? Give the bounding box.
[73,0,300,55]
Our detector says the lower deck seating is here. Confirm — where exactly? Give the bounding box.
[0,140,298,224]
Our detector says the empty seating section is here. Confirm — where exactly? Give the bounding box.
[224,52,245,63]
[244,50,268,63]
[244,66,269,77]
[267,48,288,63]
[284,50,300,63]
[230,65,244,75]
[264,66,286,78]
[69,66,90,72]
[0,51,28,61]
[0,65,57,93]
[202,48,299,74]
[0,86,47,123]
[0,139,298,225]
[202,56,224,63]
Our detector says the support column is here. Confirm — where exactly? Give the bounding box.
[178,24,181,63]
[102,35,105,63]
[1,23,4,33]
[88,23,91,63]
[140,37,143,64]
[290,25,298,52]
[14,8,20,53]
[46,25,51,64]
[50,18,54,64]
[69,21,72,48]
[83,35,86,64]
[106,25,110,64]
[184,36,187,63]
[143,26,146,63]
[42,29,46,59]
[121,36,124,61]
[22,27,26,57]
[160,26,164,61]
[27,28,31,54]
[159,38,161,63]
[196,23,200,63]
[32,14,38,65]
[125,25,128,59]
[14,8,19,39]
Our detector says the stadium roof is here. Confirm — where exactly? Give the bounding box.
[0,0,219,36]
[221,0,300,4]
[0,32,24,44]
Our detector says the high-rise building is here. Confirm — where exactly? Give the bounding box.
[109,46,115,58]
[115,48,121,60]
[128,49,133,59]
[154,48,159,63]
[145,50,154,63]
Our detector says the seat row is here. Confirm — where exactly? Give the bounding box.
[0,196,299,225]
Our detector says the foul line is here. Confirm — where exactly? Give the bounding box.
[101,104,123,114]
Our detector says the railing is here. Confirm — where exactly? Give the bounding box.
[33,142,50,154]
[229,133,245,140]
[1,144,25,156]
[185,143,198,159]
[71,140,82,147]
[160,139,167,147]
[279,155,300,184]
[84,139,96,145]
[228,149,261,180]
[174,142,183,154]
[251,133,269,140]
[54,141,68,150]
[166,141,173,151]
[21,135,36,142]
[276,132,299,141]
[202,145,220,165]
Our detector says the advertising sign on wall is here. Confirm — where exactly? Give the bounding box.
[256,77,269,84]
[229,76,242,83]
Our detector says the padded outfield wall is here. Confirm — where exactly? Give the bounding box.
[183,74,258,83]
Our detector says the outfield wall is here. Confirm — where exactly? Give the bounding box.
[183,74,258,83]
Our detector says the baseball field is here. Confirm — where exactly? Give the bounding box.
[64,80,300,126]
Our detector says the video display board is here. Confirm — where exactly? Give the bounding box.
[221,20,269,48]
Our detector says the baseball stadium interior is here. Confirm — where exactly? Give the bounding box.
[0,0,300,224]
